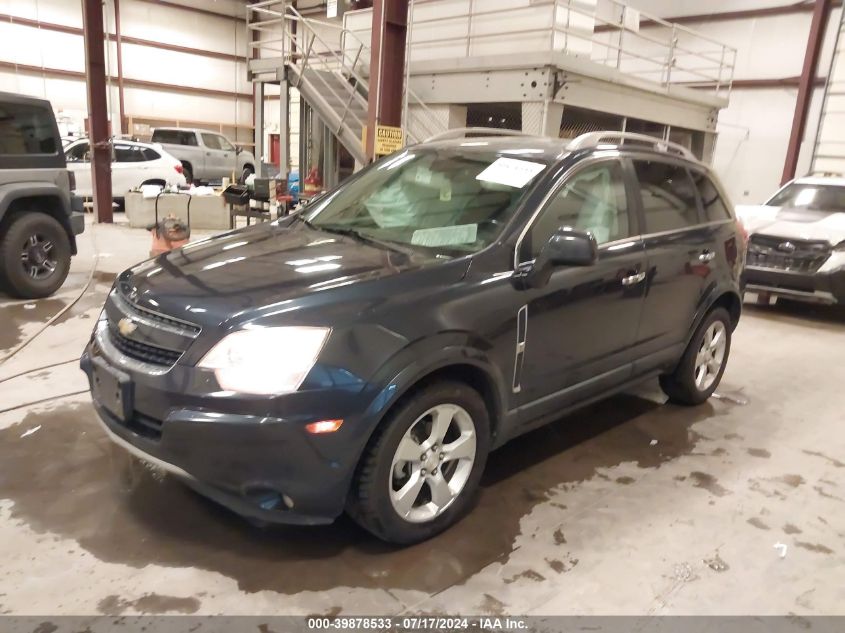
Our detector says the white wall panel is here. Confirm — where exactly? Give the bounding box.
[118,0,243,57]
[0,0,82,27]
[0,0,251,134]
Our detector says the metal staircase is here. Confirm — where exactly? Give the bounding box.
[248,2,439,165]
[811,8,845,175]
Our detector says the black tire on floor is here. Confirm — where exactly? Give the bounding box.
[347,381,490,545]
[0,212,71,299]
[659,307,732,406]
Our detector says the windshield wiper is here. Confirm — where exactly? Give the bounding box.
[314,224,411,254]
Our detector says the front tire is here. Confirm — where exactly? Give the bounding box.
[348,381,490,544]
[239,166,254,184]
[0,212,71,299]
[659,307,732,405]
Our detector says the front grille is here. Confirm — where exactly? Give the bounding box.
[747,235,831,273]
[107,321,183,366]
[102,281,201,369]
[117,282,201,336]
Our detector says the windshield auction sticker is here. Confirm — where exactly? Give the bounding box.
[476,157,546,188]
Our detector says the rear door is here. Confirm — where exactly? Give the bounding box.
[630,157,716,368]
[111,144,149,197]
[64,140,91,196]
[515,157,648,423]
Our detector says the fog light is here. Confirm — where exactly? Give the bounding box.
[305,419,343,434]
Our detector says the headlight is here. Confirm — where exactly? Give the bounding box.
[198,326,330,395]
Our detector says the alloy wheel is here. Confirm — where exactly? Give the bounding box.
[389,404,477,523]
[21,234,58,280]
[694,321,727,391]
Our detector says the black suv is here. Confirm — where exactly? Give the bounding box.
[81,131,744,544]
[0,91,85,298]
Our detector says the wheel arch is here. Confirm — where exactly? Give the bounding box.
[0,187,76,254]
[356,346,508,463]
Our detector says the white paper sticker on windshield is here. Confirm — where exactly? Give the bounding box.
[411,224,478,247]
[476,157,546,189]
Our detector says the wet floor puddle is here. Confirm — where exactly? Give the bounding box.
[0,394,721,596]
[0,271,116,352]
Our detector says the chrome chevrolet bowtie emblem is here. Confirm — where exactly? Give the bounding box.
[777,241,796,253]
[118,317,137,337]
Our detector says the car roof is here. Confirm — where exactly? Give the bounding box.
[154,127,218,134]
[418,135,568,162]
[793,175,845,187]
[418,133,705,168]
[66,137,161,150]
[0,90,52,108]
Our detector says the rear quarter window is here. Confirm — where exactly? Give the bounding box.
[691,170,732,221]
[0,103,58,155]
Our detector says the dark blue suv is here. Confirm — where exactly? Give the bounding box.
[81,131,744,544]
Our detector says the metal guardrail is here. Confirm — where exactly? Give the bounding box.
[406,0,737,99]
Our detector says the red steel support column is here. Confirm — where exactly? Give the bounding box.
[82,0,113,222]
[365,0,409,161]
[114,0,126,134]
[782,0,833,184]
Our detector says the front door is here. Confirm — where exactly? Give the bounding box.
[200,132,229,179]
[514,158,647,424]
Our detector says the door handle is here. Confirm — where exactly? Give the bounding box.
[699,250,716,263]
[621,271,646,286]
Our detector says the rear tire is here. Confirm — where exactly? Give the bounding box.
[347,381,490,544]
[659,307,732,406]
[0,212,71,299]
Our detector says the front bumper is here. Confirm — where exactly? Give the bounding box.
[70,195,85,235]
[80,339,373,526]
[743,265,845,304]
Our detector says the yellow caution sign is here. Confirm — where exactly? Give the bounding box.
[374,125,404,156]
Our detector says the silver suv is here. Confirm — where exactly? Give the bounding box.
[0,91,84,298]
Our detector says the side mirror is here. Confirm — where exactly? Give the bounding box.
[235,146,243,155]
[519,227,598,288]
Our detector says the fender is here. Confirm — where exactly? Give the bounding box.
[0,181,76,250]
[357,331,510,447]
[685,279,742,351]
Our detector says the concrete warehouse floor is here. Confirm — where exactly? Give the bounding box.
[0,216,843,616]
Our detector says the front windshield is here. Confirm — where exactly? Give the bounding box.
[767,184,845,213]
[305,148,550,254]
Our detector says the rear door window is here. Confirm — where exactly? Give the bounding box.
[633,160,702,233]
[691,170,732,221]
[0,103,58,155]
[114,145,146,162]
[151,129,197,146]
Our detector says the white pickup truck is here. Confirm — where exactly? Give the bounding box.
[150,127,256,184]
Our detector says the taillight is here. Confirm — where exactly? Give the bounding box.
[67,170,76,191]
[174,163,183,174]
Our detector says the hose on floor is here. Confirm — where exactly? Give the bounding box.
[0,221,101,366]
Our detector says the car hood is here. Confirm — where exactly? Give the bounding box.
[121,220,453,327]
[736,204,845,244]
